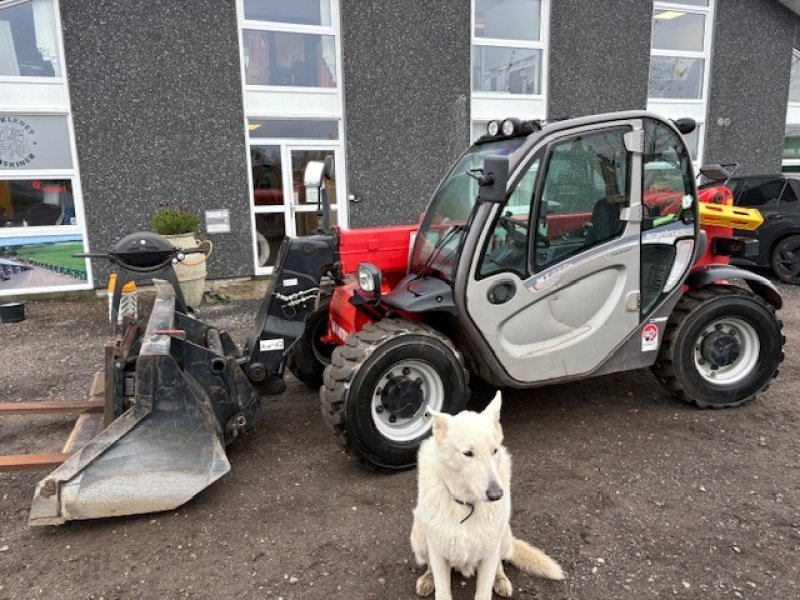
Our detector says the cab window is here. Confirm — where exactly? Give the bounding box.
[477,158,540,278]
[640,118,695,316]
[533,127,631,271]
[642,119,694,230]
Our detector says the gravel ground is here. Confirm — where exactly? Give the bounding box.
[0,283,798,600]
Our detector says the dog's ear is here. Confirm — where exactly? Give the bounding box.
[482,391,502,426]
[425,407,451,443]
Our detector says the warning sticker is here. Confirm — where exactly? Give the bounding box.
[642,323,659,352]
[260,338,285,352]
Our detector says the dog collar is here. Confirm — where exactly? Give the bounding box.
[453,497,475,524]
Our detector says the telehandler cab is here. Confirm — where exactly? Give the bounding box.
[19,111,783,525]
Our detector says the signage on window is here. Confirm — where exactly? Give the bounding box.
[0,114,73,171]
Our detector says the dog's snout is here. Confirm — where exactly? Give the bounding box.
[486,485,503,502]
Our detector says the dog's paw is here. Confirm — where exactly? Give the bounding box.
[494,575,513,597]
[416,572,435,597]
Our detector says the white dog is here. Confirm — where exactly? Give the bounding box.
[410,392,564,600]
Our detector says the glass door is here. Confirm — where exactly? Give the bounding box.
[287,146,342,238]
[250,141,345,272]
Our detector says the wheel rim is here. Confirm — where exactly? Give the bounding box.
[370,359,444,442]
[774,239,800,281]
[693,317,760,385]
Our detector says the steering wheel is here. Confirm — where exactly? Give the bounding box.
[499,212,550,248]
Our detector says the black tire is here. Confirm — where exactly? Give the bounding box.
[320,319,468,470]
[770,235,800,284]
[652,286,784,408]
[287,295,335,388]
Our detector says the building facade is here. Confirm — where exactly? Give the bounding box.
[1,0,799,296]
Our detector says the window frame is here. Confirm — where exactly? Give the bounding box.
[240,2,340,93]
[0,0,92,297]
[0,0,67,84]
[470,0,550,129]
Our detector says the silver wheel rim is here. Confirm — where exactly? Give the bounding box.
[693,317,760,385]
[370,359,444,442]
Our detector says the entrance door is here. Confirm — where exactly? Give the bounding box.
[250,142,345,272]
[466,120,644,383]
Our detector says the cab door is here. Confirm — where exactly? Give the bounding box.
[465,121,643,383]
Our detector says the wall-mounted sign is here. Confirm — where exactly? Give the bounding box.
[205,209,230,233]
[0,114,73,171]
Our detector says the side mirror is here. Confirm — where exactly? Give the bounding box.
[477,155,510,203]
[304,161,326,204]
[673,118,696,135]
[699,164,731,181]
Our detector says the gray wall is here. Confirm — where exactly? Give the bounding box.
[341,0,470,227]
[704,0,797,173]
[60,0,252,285]
[548,0,652,119]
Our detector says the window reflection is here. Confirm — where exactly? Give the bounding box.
[251,145,283,206]
[0,179,74,227]
[472,46,542,95]
[243,30,336,87]
[291,150,336,205]
[474,0,541,41]
[0,0,61,77]
[648,56,704,99]
[651,11,705,52]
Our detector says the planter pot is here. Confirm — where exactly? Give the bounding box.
[0,301,25,323]
[153,232,207,307]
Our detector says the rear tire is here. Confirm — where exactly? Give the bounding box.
[320,319,468,469]
[770,235,800,284]
[652,286,784,408]
[287,295,335,388]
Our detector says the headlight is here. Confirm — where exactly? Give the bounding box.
[487,120,501,137]
[357,263,383,295]
[501,118,520,137]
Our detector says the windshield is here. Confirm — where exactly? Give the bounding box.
[409,137,526,281]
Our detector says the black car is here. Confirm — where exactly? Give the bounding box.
[700,174,800,284]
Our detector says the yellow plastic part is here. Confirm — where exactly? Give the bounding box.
[698,202,763,231]
[107,273,137,293]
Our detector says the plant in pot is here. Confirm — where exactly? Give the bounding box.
[150,202,207,307]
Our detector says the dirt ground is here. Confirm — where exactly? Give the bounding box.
[0,282,798,600]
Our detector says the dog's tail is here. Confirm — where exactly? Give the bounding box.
[509,538,565,580]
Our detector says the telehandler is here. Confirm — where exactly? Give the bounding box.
[16,111,782,525]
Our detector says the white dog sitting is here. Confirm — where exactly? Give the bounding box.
[410,392,564,600]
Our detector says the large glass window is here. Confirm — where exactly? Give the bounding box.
[243,30,336,87]
[471,0,546,97]
[0,0,61,78]
[648,1,714,163]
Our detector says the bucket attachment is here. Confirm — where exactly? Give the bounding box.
[29,295,262,526]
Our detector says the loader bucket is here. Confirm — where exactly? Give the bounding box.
[29,295,257,526]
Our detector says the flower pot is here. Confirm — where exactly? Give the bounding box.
[153,232,207,307]
[0,301,25,323]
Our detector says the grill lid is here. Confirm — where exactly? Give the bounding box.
[111,232,175,268]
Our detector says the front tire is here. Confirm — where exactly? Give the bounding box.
[652,286,784,408]
[320,319,468,469]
